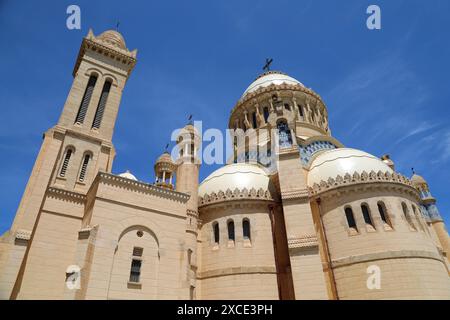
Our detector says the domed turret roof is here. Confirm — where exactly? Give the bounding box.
[156,152,174,164]
[118,170,137,181]
[199,163,271,197]
[97,30,126,49]
[411,173,427,186]
[307,148,393,187]
[242,71,304,98]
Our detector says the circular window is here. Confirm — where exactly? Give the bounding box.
[137,230,143,237]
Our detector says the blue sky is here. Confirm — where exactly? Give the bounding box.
[0,0,449,233]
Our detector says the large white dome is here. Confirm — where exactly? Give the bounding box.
[242,71,304,98]
[199,163,271,197]
[307,148,393,187]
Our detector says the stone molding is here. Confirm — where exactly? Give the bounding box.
[331,249,444,269]
[73,33,136,77]
[15,229,32,241]
[281,188,309,201]
[197,266,277,280]
[186,209,198,218]
[308,170,420,199]
[198,187,274,207]
[96,172,190,203]
[287,234,319,249]
[47,187,86,204]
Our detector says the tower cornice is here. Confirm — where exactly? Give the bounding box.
[72,30,137,78]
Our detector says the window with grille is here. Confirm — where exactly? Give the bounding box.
[60,149,73,177]
[92,80,112,129]
[78,154,90,182]
[129,247,143,283]
[75,75,97,124]
[133,247,143,257]
[129,259,142,283]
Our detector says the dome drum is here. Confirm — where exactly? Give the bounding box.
[229,73,329,134]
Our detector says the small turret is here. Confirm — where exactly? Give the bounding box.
[154,152,176,190]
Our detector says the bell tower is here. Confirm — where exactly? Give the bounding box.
[10,29,136,232]
[0,29,136,299]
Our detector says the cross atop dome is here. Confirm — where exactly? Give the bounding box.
[262,58,273,72]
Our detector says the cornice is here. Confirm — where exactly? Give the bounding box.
[73,37,137,77]
[232,82,325,117]
[47,186,86,204]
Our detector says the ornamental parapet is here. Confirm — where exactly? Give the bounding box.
[199,187,274,207]
[308,170,420,200]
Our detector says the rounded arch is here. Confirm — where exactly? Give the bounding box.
[85,67,102,78]
[118,225,159,248]
[103,74,118,86]
[117,216,166,249]
[226,219,235,241]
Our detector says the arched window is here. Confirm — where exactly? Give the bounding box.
[213,222,220,244]
[284,103,291,111]
[377,201,392,227]
[227,220,235,241]
[402,202,416,231]
[187,249,193,266]
[92,80,112,129]
[251,112,257,129]
[263,107,269,123]
[361,204,375,228]
[242,219,251,240]
[75,75,97,124]
[277,121,292,148]
[412,205,425,232]
[345,207,357,231]
[129,247,143,283]
[298,105,304,118]
[78,153,91,182]
[60,148,73,177]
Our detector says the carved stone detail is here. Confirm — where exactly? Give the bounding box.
[308,170,419,198]
[287,234,318,249]
[199,187,274,207]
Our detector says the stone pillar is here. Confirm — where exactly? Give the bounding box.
[276,147,328,299]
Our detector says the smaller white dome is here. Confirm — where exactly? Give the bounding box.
[199,163,271,197]
[242,71,304,97]
[307,148,393,187]
[118,170,138,181]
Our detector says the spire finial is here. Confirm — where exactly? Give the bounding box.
[115,21,120,31]
[263,58,273,72]
[187,114,193,125]
[411,167,415,175]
